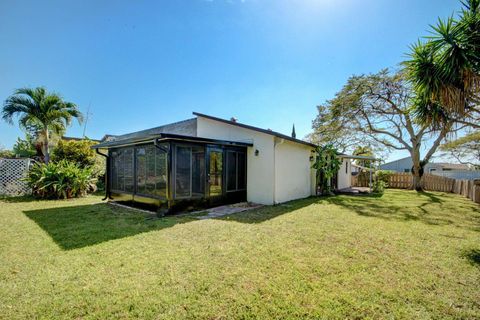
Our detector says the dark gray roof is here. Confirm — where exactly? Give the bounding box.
[193,112,317,148]
[106,118,197,142]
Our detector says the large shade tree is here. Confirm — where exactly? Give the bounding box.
[440,130,480,167]
[310,69,479,191]
[404,0,480,127]
[2,87,83,163]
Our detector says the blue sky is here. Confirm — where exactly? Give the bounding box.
[0,0,460,161]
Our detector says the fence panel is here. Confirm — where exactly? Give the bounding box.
[0,158,32,196]
[387,172,412,189]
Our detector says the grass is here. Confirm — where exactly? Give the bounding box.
[0,190,479,319]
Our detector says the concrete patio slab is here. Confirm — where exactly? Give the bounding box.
[194,202,263,220]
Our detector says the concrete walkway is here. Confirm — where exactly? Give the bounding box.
[194,202,263,220]
[336,187,371,195]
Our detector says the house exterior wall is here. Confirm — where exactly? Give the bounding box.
[196,116,316,205]
[196,117,276,205]
[380,157,413,172]
[273,138,315,203]
[337,158,351,189]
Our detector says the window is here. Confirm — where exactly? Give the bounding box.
[136,147,146,194]
[175,146,192,198]
[124,148,134,192]
[136,145,166,198]
[110,145,166,198]
[192,147,205,196]
[404,169,410,173]
[110,147,134,193]
[155,147,167,198]
[226,150,246,192]
[175,145,206,198]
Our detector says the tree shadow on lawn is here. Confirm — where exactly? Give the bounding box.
[462,248,480,267]
[23,203,195,250]
[218,191,480,231]
[323,192,480,232]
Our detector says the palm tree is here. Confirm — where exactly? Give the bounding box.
[404,0,480,126]
[2,87,83,163]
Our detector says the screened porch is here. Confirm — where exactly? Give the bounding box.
[96,134,250,212]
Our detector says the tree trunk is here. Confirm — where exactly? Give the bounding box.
[411,145,423,191]
[412,172,423,191]
[43,128,50,164]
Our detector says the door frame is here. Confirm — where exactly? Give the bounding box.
[206,146,224,198]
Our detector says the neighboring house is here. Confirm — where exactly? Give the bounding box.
[62,136,101,143]
[380,156,480,180]
[93,112,353,211]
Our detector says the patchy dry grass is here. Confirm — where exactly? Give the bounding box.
[0,190,479,319]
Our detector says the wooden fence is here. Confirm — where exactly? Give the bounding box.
[352,172,480,204]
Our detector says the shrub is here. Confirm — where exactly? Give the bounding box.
[12,137,37,158]
[375,170,394,184]
[0,148,14,158]
[25,160,97,199]
[51,139,105,177]
[372,180,387,194]
[51,139,96,168]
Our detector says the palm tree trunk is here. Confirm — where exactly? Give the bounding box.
[43,127,50,164]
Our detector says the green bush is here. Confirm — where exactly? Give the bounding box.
[51,139,105,177]
[375,170,394,184]
[372,180,387,194]
[12,137,37,158]
[0,148,14,158]
[25,160,97,199]
[51,139,96,168]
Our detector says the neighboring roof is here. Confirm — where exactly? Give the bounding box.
[338,153,377,161]
[193,112,317,148]
[381,156,470,170]
[92,133,253,149]
[380,156,411,166]
[100,134,118,142]
[62,136,101,143]
[433,162,470,170]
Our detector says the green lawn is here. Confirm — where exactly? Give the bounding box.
[1,190,479,319]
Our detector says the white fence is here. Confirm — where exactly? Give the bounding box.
[0,158,33,196]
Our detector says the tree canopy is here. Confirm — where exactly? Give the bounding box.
[2,87,82,163]
[440,130,480,167]
[310,69,478,190]
[404,0,480,127]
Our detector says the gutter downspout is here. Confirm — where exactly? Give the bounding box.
[96,149,111,201]
[273,138,285,204]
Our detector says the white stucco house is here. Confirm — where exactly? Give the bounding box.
[93,112,354,211]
